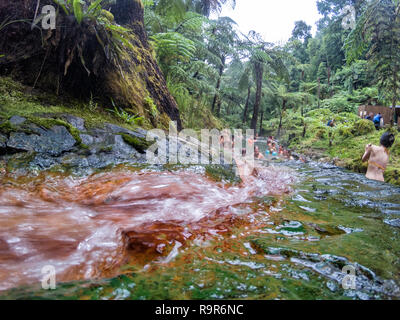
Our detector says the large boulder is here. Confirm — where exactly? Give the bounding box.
[7,126,76,156]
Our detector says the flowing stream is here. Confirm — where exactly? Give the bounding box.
[0,149,400,300]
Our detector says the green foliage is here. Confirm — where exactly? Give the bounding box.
[151,32,196,66]
[144,96,159,119]
[320,94,356,114]
[345,0,400,113]
[119,133,151,154]
[352,119,376,136]
[108,99,144,126]
[51,0,134,77]
[87,93,99,112]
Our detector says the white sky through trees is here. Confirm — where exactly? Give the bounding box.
[211,0,322,44]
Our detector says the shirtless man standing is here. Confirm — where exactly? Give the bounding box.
[362,132,395,182]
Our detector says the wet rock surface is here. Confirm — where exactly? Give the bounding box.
[0,114,151,174]
[0,134,7,149]
[9,116,26,126]
[7,126,76,156]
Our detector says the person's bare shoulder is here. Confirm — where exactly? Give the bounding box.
[371,145,380,153]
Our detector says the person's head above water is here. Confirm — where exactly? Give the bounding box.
[380,132,395,149]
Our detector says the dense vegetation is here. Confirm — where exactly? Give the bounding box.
[141,0,399,184]
[140,0,400,130]
[0,0,399,183]
[1,0,399,131]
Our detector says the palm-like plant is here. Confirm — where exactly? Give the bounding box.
[239,31,290,130]
[207,16,238,116]
[190,0,236,17]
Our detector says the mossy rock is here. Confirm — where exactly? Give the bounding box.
[27,116,86,148]
[0,121,17,135]
[119,133,151,154]
[6,152,37,172]
[345,158,368,173]
[385,168,400,186]
[352,119,376,136]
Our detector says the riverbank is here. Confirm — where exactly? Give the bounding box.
[264,109,400,186]
[0,77,156,175]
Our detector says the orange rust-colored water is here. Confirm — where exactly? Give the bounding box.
[0,166,295,291]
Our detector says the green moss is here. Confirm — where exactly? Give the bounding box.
[0,121,17,135]
[6,152,37,172]
[98,145,113,153]
[0,76,151,134]
[26,117,85,147]
[119,133,151,154]
[385,168,400,185]
[205,165,241,184]
[143,96,159,119]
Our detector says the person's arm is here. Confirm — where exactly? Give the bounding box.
[362,144,373,162]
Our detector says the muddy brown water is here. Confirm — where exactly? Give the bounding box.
[0,166,295,292]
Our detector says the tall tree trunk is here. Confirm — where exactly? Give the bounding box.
[243,86,251,124]
[259,108,264,136]
[327,65,332,97]
[216,99,222,117]
[212,56,226,114]
[301,106,306,137]
[251,62,263,130]
[0,0,183,130]
[327,66,331,87]
[277,100,287,137]
[392,69,398,126]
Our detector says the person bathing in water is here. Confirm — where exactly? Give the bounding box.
[254,146,264,160]
[362,132,395,182]
[235,149,256,183]
[235,146,265,183]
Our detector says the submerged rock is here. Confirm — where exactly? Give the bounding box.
[384,219,400,228]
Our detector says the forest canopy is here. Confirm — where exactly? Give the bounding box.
[0,0,399,132]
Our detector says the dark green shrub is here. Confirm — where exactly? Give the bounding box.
[351,119,376,136]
